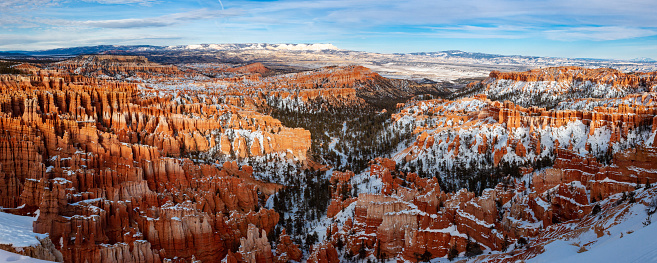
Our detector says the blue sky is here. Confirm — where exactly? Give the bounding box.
[1,0,656,60]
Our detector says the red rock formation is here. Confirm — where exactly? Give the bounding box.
[274,229,302,263]
[0,237,63,262]
[226,63,270,75]
[307,242,339,263]
[3,55,657,263]
[0,61,305,262]
[235,224,273,263]
[488,67,657,89]
[327,170,356,218]
[56,55,181,79]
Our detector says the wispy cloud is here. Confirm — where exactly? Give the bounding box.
[0,0,57,9]
[55,8,239,29]
[0,0,60,28]
[416,25,532,39]
[545,26,657,41]
[0,31,183,50]
[82,0,157,4]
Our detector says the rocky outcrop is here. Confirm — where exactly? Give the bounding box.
[328,141,657,262]
[488,67,657,88]
[2,53,657,263]
[273,229,302,263]
[327,171,356,218]
[56,55,181,79]
[322,159,478,261]
[469,67,657,107]
[307,242,339,263]
[0,237,63,262]
[0,62,303,262]
[235,224,273,263]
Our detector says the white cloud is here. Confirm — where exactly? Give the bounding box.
[413,25,532,39]
[0,0,57,9]
[81,0,158,5]
[56,8,239,29]
[0,31,183,50]
[545,26,657,41]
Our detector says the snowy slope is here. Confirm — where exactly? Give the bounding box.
[528,198,657,263]
[464,188,657,263]
[168,43,339,51]
[0,211,52,262]
[0,211,46,247]
[0,249,52,263]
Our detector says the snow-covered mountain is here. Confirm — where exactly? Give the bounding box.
[167,43,340,51]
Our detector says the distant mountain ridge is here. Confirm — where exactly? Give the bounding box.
[10,45,157,56]
[408,50,512,59]
[3,43,340,57]
[2,44,650,63]
[168,43,340,51]
[631,57,656,62]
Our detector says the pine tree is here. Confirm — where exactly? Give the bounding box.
[647,178,652,188]
[448,245,458,261]
[336,237,344,251]
[358,241,367,259]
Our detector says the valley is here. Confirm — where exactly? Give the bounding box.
[0,48,656,263]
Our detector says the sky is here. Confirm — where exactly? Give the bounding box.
[1,0,656,60]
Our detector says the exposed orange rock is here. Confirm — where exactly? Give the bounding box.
[0,60,307,262]
[274,229,302,263]
[488,67,657,89]
[3,55,657,263]
[327,170,356,218]
[307,242,339,263]
[56,55,181,79]
[235,224,273,263]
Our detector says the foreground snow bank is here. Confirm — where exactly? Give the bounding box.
[529,197,657,263]
[0,249,53,263]
[0,211,46,247]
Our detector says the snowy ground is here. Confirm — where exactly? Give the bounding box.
[0,249,52,263]
[0,211,51,262]
[0,211,45,247]
[528,200,657,263]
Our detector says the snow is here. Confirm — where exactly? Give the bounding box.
[351,169,383,195]
[311,202,357,243]
[535,197,551,210]
[390,95,654,189]
[0,211,47,248]
[600,177,635,186]
[556,93,657,111]
[484,77,637,107]
[456,209,494,228]
[172,43,339,51]
[529,198,657,263]
[326,133,348,166]
[421,225,468,239]
[0,249,53,263]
